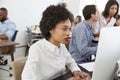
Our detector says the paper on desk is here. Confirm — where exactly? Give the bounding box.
[79,62,94,72]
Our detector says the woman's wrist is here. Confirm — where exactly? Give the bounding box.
[73,70,80,77]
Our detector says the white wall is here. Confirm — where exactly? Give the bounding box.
[0,0,120,46]
[117,0,120,14]
[0,0,61,27]
[0,0,60,46]
[60,0,80,18]
[0,0,80,46]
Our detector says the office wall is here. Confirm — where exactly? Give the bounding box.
[0,0,119,46]
[0,0,60,46]
[117,0,120,13]
[61,0,80,18]
[0,0,80,46]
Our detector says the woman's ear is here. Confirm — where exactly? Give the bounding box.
[91,13,94,18]
[49,29,53,34]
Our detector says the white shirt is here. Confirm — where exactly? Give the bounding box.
[22,39,80,80]
[92,13,116,41]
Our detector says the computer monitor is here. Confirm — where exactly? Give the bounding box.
[92,27,120,80]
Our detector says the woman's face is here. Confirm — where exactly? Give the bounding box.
[109,4,118,17]
[49,19,71,46]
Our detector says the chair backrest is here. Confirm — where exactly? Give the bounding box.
[12,57,27,80]
[11,30,18,41]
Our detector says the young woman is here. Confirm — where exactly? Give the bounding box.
[22,3,90,80]
[92,0,119,42]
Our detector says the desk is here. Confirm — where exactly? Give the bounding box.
[79,62,94,72]
[60,62,94,80]
[0,40,19,61]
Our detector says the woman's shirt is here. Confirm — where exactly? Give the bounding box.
[22,39,80,80]
[92,13,116,41]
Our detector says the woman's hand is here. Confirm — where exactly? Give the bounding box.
[79,71,91,80]
[72,71,91,80]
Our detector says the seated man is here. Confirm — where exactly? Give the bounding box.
[69,5,98,64]
[0,7,16,65]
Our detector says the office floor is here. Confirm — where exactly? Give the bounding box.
[0,47,26,80]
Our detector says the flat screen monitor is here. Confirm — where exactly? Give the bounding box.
[92,27,120,80]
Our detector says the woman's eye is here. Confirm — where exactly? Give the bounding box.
[63,28,67,31]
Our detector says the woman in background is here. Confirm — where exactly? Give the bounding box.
[114,14,120,26]
[74,15,82,26]
[92,0,119,43]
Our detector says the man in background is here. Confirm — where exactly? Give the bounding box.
[69,5,99,64]
[0,7,16,65]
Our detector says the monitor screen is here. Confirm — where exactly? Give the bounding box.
[92,27,120,80]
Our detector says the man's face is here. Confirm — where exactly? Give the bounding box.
[49,19,71,46]
[94,8,99,22]
[0,10,6,21]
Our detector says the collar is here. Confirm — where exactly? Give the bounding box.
[0,18,8,23]
[1,18,9,24]
[83,20,92,30]
[43,39,61,53]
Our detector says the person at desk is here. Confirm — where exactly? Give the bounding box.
[114,14,120,26]
[92,0,119,44]
[22,3,90,80]
[0,7,16,65]
[69,5,99,64]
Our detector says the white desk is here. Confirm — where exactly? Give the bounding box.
[67,62,94,80]
[79,62,94,72]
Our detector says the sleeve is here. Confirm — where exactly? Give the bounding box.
[92,21,100,34]
[21,45,39,80]
[92,13,101,34]
[5,22,16,40]
[63,45,80,72]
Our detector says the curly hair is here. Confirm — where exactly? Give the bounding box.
[39,3,74,40]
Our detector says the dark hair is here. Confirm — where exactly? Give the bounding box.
[102,0,119,18]
[82,5,96,20]
[39,3,74,39]
[75,15,81,22]
[0,7,8,15]
[76,15,81,21]
[114,14,120,26]
[116,14,120,20]
[74,15,82,25]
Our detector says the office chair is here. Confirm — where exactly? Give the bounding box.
[12,57,27,80]
[0,30,18,77]
[11,30,18,41]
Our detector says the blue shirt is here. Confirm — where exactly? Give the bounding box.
[69,20,97,63]
[0,19,16,40]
